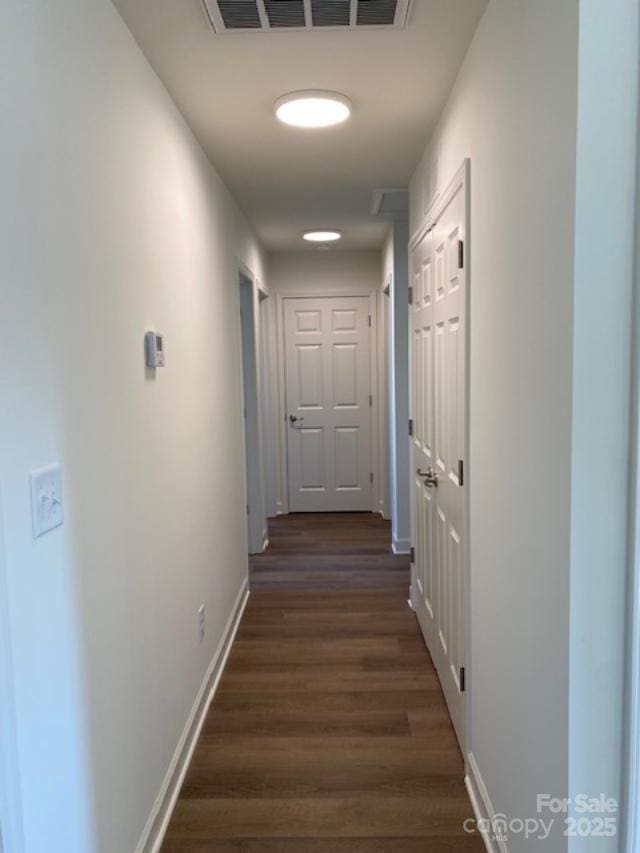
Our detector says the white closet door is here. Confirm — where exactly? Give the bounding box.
[411,178,467,748]
[284,296,372,512]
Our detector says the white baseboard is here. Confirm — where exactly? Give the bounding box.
[392,536,411,555]
[135,578,250,853]
[465,751,506,853]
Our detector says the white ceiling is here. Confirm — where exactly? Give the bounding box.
[113,0,487,251]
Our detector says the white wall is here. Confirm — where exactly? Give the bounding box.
[268,250,382,515]
[568,1,639,849]
[269,250,381,295]
[0,2,267,851]
[410,0,579,848]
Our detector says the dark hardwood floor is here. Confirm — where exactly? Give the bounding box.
[162,513,482,852]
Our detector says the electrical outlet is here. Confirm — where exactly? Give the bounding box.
[198,605,205,642]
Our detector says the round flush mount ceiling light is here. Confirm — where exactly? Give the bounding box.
[303,230,342,243]
[275,91,352,129]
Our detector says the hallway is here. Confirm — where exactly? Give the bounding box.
[3,1,640,849]
[162,514,482,851]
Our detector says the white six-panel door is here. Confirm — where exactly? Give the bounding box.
[411,171,467,748]
[284,296,372,512]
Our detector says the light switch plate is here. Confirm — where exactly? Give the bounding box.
[30,464,63,539]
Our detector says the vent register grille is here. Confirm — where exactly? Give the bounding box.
[203,0,412,32]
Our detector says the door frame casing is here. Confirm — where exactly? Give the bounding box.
[258,290,277,519]
[237,259,269,554]
[0,490,24,853]
[409,159,471,752]
[378,276,393,520]
[623,124,640,853]
[275,291,381,515]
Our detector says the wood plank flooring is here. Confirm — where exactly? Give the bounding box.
[162,513,482,852]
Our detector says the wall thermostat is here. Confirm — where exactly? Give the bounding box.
[145,331,165,368]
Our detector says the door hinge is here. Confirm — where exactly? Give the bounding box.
[408,286,414,305]
[460,666,466,693]
[246,503,250,515]
[370,472,374,484]
[369,394,373,407]
[410,546,415,563]
[408,418,414,437]
[368,314,372,327]
[458,459,464,486]
[458,239,464,269]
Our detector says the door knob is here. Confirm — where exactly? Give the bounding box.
[417,467,439,488]
[289,414,304,426]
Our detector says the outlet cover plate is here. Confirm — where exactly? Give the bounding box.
[30,464,63,539]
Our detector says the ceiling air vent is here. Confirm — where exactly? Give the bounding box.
[357,0,398,25]
[311,0,350,27]
[216,0,261,28]
[264,0,305,27]
[202,0,413,33]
